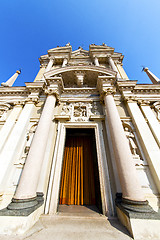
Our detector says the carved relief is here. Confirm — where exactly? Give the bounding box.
[74,103,87,117]
[61,103,71,115]
[60,101,103,122]
[92,102,100,115]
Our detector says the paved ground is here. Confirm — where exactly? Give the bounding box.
[0,214,133,240]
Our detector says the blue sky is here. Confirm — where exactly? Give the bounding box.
[0,0,160,86]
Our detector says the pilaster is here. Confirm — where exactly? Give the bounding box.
[0,102,22,153]
[140,101,160,148]
[125,98,160,192]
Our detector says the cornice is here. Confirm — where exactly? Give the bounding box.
[133,85,160,94]
[0,87,28,97]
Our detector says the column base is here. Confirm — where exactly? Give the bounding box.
[0,193,44,216]
[115,193,160,239]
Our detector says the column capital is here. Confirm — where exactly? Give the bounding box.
[137,99,150,106]
[100,88,116,103]
[123,95,137,103]
[152,101,160,108]
[12,100,25,107]
[45,86,61,103]
[25,96,39,104]
[0,102,12,111]
[97,75,116,101]
[0,103,12,118]
[45,76,64,102]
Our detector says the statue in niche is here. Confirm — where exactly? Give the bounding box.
[124,127,138,156]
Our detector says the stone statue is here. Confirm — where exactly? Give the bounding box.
[124,127,138,156]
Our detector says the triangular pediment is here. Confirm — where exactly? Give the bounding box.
[72,49,89,57]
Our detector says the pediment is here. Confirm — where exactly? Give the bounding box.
[72,49,89,57]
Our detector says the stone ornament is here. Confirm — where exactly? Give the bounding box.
[124,125,144,166]
[60,101,101,122]
[152,102,160,121]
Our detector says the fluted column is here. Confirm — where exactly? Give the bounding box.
[104,91,146,203]
[8,91,57,210]
[108,56,121,79]
[1,70,21,87]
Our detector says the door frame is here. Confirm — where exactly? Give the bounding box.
[46,121,114,216]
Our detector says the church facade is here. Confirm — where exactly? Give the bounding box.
[0,44,160,239]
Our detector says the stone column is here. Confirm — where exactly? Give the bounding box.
[126,99,160,192]
[94,57,99,66]
[1,70,21,87]
[0,102,35,187]
[8,91,57,210]
[108,56,121,79]
[45,58,54,72]
[62,58,68,67]
[0,103,22,152]
[104,91,146,203]
[41,58,54,81]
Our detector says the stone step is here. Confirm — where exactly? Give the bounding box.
[0,215,133,240]
[26,215,133,240]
